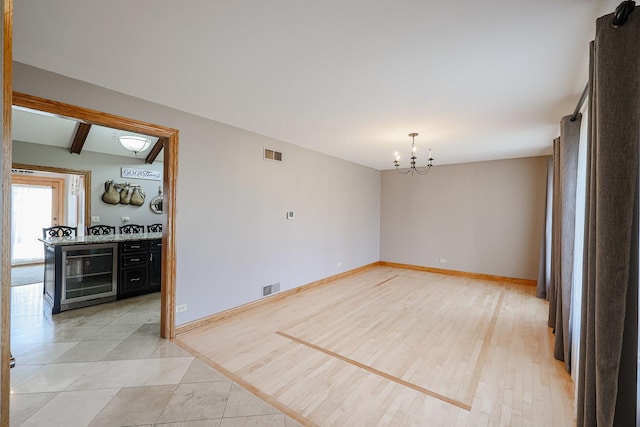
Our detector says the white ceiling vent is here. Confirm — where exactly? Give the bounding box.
[264,148,282,162]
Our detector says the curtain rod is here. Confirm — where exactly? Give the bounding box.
[569,0,636,121]
[570,83,589,121]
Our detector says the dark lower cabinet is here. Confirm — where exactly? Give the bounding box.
[118,240,149,298]
[120,267,148,295]
[148,239,162,292]
[118,239,162,299]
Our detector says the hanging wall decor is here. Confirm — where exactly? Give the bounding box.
[101,180,146,207]
[102,180,120,205]
[130,187,146,206]
[121,167,161,181]
[149,186,163,214]
[119,184,132,204]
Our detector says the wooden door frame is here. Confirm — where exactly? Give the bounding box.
[1,0,12,424]
[10,92,179,343]
[12,164,91,230]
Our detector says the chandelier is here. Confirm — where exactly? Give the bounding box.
[393,132,434,175]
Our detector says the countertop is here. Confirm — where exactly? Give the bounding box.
[40,232,162,246]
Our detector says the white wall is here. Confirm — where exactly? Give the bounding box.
[380,156,547,280]
[13,140,165,229]
[13,62,382,325]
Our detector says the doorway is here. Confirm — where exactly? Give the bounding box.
[11,92,178,339]
[10,166,89,291]
[11,173,63,265]
[6,94,179,422]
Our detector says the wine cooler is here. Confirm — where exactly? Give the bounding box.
[60,243,118,311]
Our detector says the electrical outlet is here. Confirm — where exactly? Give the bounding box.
[121,216,130,222]
[176,304,187,313]
[337,261,342,267]
[91,215,100,223]
[439,258,448,264]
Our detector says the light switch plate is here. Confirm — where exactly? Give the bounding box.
[91,215,100,223]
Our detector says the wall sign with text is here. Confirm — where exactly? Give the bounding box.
[121,167,162,181]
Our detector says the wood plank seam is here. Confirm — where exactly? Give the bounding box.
[372,274,399,287]
[275,331,472,411]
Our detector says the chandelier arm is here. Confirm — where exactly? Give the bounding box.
[395,167,412,175]
[415,166,432,175]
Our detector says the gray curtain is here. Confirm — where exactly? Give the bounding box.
[547,116,582,371]
[548,138,560,325]
[536,157,553,299]
[577,9,640,426]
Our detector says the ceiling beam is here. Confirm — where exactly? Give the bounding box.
[145,138,164,164]
[69,122,91,154]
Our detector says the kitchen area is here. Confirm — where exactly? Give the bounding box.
[12,104,166,314]
[8,100,184,425]
[41,230,162,314]
[10,103,169,377]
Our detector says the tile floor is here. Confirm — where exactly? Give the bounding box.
[10,282,301,427]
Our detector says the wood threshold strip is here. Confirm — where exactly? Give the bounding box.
[173,339,318,427]
[275,331,471,412]
[463,288,505,405]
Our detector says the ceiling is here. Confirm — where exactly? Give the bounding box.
[12,0,617,170]
[12,107,161,161]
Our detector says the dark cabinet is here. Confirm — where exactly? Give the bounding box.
[44,244,59,312]
[117,239,162,299]
[120,267,148,294]
[118,240,149,298]
[148,239,162,292]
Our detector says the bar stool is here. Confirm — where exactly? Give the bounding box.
[147,224,162,233]
[119,224,144,234]
[42,226,77,238]
[86,225,116,235]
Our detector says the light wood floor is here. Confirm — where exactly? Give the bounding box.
[176,266,575,426]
